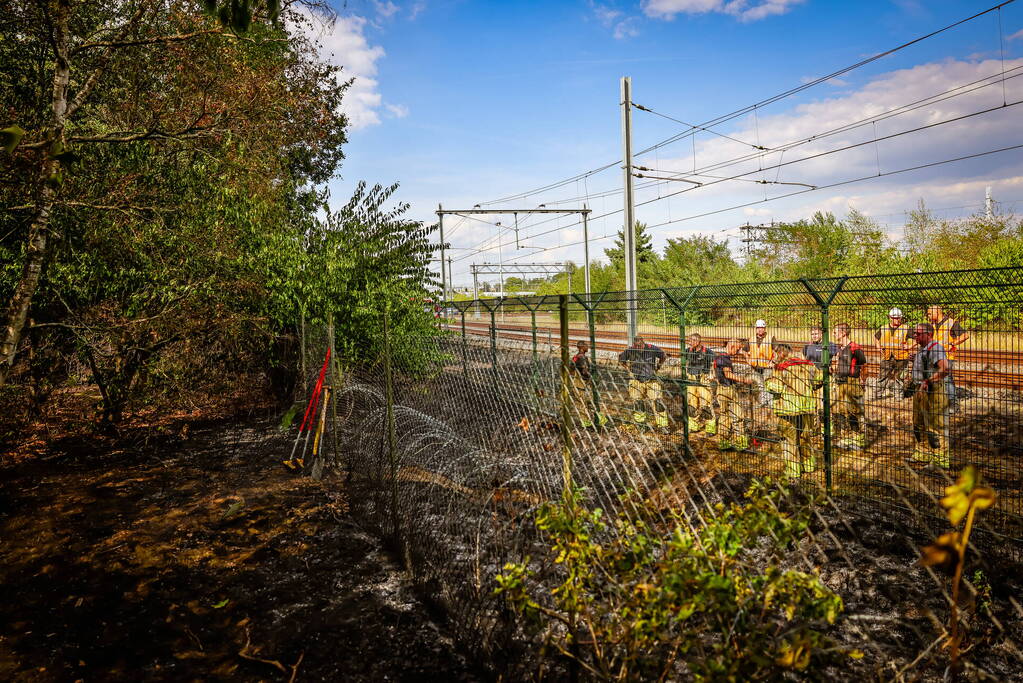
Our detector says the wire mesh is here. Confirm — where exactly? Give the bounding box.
[305,267,1023,680]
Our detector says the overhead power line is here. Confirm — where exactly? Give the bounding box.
[453,97,1022,261]
[469,0,1016,211]
[494,142,1023,265]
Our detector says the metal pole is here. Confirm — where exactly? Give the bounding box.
[460,308,467,377]
[582,206,591,296]
[621,76,638,343]
[820,304,833,492]
[382,306,401,548]
[489,305,498,372]
[472,269,480,319]
[447,256,453,303]
[558,295,574,495]
[437,203,446,300]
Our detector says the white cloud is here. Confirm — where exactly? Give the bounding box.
[594,4,623,24]
[592,2,640,39]
[291,9,387,130]
[643,0,804,22]
[410,1,427,20]
[385,103,410,118]
[374,1,399,19]
[648,57,1023,201]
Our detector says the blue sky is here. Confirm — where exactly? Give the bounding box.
[298,0,1023,289]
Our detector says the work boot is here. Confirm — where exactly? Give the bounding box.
[802,455,817,474]
[688,417,702,433]
[633,411,647,424]
[910,444,930,463]
[655,413,670,428]
[704,419,717,436]
[932,449,951,469]
[734,435,751,451]
[848,433,866,451]
[717,439,734,451]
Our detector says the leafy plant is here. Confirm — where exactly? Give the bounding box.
[496,482,855,681]
[920,466,997,675]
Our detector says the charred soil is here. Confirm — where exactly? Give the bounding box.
[0,416,482,682]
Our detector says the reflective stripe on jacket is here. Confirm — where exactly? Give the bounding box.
[748,334,775,368]
[765,360,821,415]
[877,325,910,360]
[934,317,961,361]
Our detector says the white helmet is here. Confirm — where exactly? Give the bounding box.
[888,307,903,317]
[755,319,767,327]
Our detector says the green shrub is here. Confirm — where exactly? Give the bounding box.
[497,481,858,681]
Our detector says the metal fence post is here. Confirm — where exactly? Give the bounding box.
[299,305,307,399]
[382,306,402,554]
[558,294,574,497]
[322,311,340,479]
[488,301,498,371]
[530,305,538,365]
[572,292,607,428]
[460,307,467,377]
[663,287,697,457]
[799,277,847,493]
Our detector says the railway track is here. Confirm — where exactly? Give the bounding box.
[444,321,1023,391]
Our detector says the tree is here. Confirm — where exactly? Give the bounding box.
[604,221,656,264]
[1,0,349,421]
[0,0,339,384]
[657,234,740,287]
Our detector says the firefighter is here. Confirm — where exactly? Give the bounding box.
[684,333,716,434]
[910,322,951,469]
[926,305,969,407]
[618,335,669,429]
[765,344,822,478]
[746,319,776,407]
[803,324,837,371]
[832,322,868,451]
[874,307,912,399]
[714,338,756,451]
[570,340,601,428]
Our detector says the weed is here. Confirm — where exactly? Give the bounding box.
[496,482,857,681]
[920,465,997,676]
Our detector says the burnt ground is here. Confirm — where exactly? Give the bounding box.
[0,417,483,682]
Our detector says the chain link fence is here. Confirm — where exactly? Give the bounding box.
[297,266,1023,680]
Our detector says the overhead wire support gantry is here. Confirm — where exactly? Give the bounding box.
[436,206,593,299]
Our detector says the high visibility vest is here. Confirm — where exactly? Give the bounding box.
[748,334,775,368]
[877,325,910,360]
[933,317,961,361]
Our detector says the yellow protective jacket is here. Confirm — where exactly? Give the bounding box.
[748,333,775,369]
[876,325,910,360]
[933,316,964,361]
[765,359,821,416]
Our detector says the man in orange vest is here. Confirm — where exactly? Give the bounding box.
[926,305,969,407]
[746,319,775,407]
[874,307,912,399]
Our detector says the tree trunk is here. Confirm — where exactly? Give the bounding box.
[0,1,69,385]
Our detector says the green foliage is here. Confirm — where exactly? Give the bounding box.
[496,482,854,681]
[287,182,441,372]
[0,0,355,419]
[605,221,656,264]
[921,467,997,674]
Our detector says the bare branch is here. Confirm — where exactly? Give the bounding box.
[65,4,149,119]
